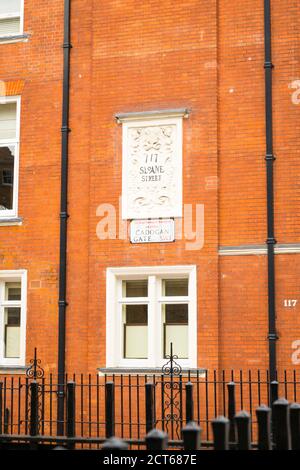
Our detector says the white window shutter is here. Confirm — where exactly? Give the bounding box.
[0,0,21,16]
[0,103,17,140]
[0,17,20,36]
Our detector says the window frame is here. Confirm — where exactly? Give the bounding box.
[0,270,27,366]
[0,95,21,218]
[106,266,197,369]
[0,0,24,37]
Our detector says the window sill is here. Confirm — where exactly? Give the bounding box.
[0,366,27,375]
[98,367,206,377]
[0,217,22,226]
[0,33,30,45]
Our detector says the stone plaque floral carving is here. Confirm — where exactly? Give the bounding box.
[121,116,183,219]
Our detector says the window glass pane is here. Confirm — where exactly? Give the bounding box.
[0,103,17,140]
[123,304,148,359]
[124,304,147,324]
[0,146,15,210]
[5,282,21,301]
[122,280,148,297]
[162,304,188,359]
[0,0,21,16]
[162,278,188,296]
[4,307,20,358]
[165,304,188,324]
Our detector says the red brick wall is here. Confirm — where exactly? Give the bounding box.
[220,255,269,370]
[276,255,300,370]
[79,0,219,373]
[273,1,300,243]
[0,0,63,373]
[219,0,267,247]
[218,0,300,373]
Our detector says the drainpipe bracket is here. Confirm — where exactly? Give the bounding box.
[266,237,277,245]
[268,333,279,341]
[58,300,68,307]
[61,126,71,133]
[60,212,69,220]
[62,43,73,49]
[264,61,274,69]
[265,153,276,161]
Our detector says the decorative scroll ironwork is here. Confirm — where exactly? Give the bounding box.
[162,342,182,377]
[161,343,182,439]
[26,348,44,380]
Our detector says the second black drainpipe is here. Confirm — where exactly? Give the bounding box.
[264,0,277,382]
[57,0,72,435]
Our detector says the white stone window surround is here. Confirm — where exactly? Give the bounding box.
[0,0,27,43]
[116,109,189,220]
[0,95,21,220]
[0,270,27,367]
[106,265,197,369]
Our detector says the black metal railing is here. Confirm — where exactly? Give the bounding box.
[0,368,300,448]
[0,376,299,450]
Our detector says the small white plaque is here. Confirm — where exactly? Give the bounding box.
[130,219,175,244]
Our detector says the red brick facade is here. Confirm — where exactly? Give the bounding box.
[0,0,299,375]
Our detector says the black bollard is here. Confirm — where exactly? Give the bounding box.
[290,402,300,450]
[272,398,291,450]
[256,405,272,450]
[227,382,236,442]
[145,382,156,433]
[182,421,201,450]
[146,429,168,450]
[185,382,194,423]
[212,416,230,450]
[235,411,251,450]
[102,437,128,450]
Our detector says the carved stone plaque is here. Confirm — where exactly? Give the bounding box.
[121,116,183,219]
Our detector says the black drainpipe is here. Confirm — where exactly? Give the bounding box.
[57,0,72,435]
[264,0,277,382]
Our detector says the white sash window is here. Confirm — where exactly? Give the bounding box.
[0,0,24,37]
[106,266,197,369]
[0,96,21,218]
[0,270,27,366]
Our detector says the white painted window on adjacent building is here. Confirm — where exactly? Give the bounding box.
[0,96,21,218]
[0,270,27,366]
[0,0,24,37]
[106,266,197,369]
